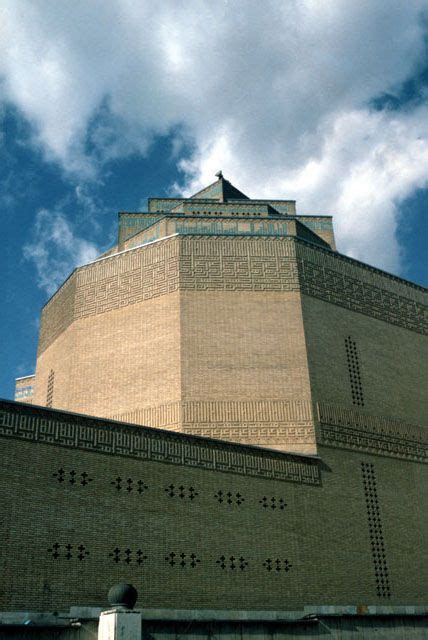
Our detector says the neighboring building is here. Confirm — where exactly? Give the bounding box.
[17,173,427,456]
[5,173,427,636]
[14,374,34,404]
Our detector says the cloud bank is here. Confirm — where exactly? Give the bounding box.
[1,1,428,273]
[23,208,99,296]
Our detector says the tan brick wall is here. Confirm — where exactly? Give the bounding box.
[33,235,427,455]
[34,237,316,453]
[37,237,180,356]
[179,290,314,452]
[33,327,74,410]
[34,292,181,419]
[0,401,426,611]
[301,295,428,427]
[38,275,76,356]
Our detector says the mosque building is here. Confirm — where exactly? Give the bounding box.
[1,172,426,636]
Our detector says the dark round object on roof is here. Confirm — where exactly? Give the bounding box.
[107,583,138,609]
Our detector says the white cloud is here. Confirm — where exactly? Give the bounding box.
[23,209,100,295]
[1,1,428,273]
[183,106,428,273]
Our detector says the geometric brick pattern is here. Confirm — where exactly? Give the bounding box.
[110,402,181,430]
[0,400,321,485]
[75,239,180,317]
[111,398,314,428]
[46,469,294,513]
[110,400,315,450]
[186,424,314,448]
[179,237,426,338]
[52,468,93,485]
[47,543,89,561]
[316,402,427,462]
[1,399,427,611]
[47,547,306,572]
[345,337,364,407]
[46,369,55,407]
[181,399,313,424]
[38,235,428,356]
[179,237,300,292]
[185,238,427,335]
[108,548,148,565]
[262,558,292,572]
[38,238,180,354]
[38,276,76,355]
[297,253,427,336]
[361,462,391,598]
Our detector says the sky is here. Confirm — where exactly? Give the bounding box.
[1,1,427,400]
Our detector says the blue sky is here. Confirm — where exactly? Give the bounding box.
[1,2,427,400]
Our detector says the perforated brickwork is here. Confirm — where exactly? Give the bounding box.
[361,462,391,598]
[345,337,364,406]
[0,400,426,611]
[46,369,55,408]
[0,401,319,484]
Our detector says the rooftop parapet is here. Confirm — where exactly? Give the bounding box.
[148,197,296,215]
[121,215,331,252]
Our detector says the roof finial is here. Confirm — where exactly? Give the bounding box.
[215,170,223,180]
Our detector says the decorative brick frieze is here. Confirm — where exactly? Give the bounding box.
[316,402,427,462]
[298,256,426,335]
[38,235,427,357]
[0,400,321,485]
[181,399,312,424]
[186,424,314,444]
[38,276,76,355]
[74,238,180,317]
[110,402,181,428]
[180,236,426,332]
[295,240,426,300]
[179,236,300,291]
[38,238,180,355]
[110,400,315,448]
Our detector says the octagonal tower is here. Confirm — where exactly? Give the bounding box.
[24,174,427,456]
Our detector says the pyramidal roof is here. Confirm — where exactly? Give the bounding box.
[191,171,249,202]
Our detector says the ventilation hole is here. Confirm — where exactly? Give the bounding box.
[46,370,55,407]
[345,337,364,406]
[215,490,245,505]
[166,551,200,568]
[361,462,391,598]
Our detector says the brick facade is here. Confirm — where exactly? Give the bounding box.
[8,176,428,614]
[31,231,427,454]
[0,399,426,611]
